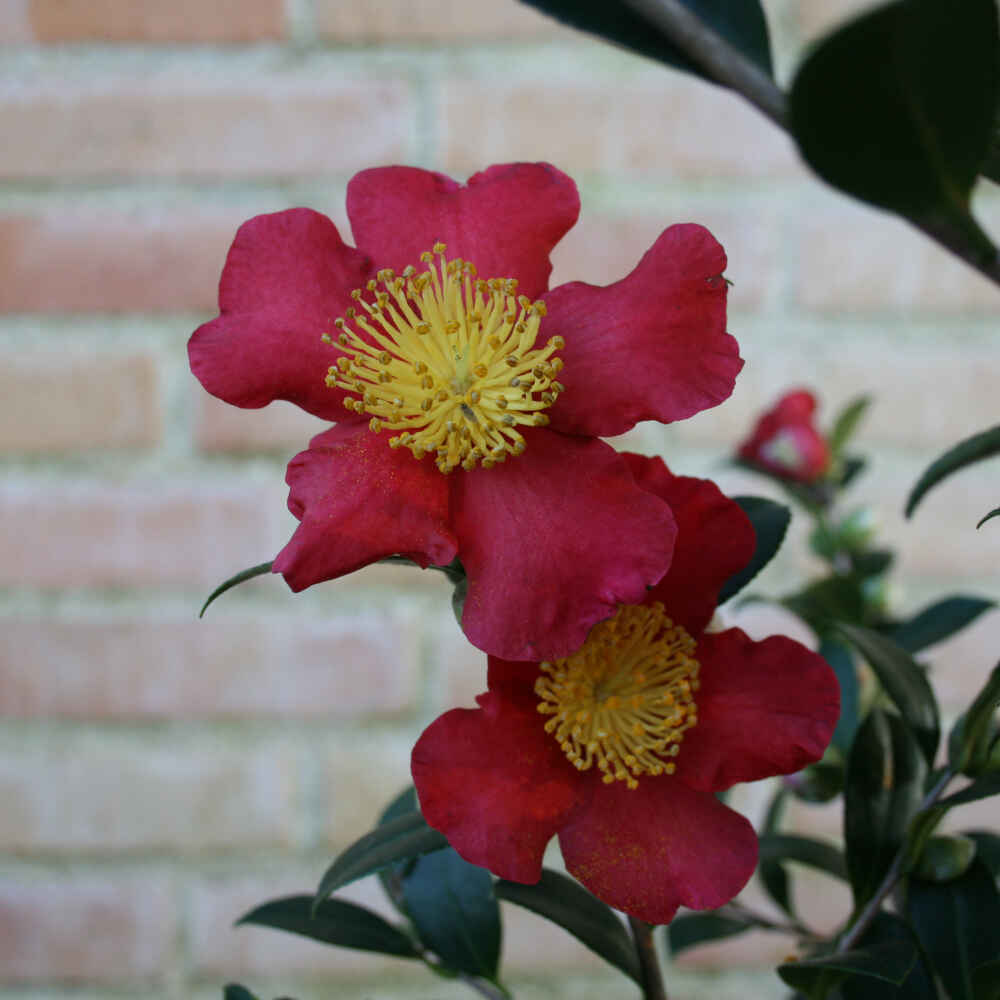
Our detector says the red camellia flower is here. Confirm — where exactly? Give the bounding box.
[189,163,742,660]
[737,388,830,483]
[412,455,840,923]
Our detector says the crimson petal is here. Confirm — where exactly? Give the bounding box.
[544,224,741,437]
[676,629,840,793]
[272,424,457,591]
[559,776,758,924]
[346,163,580,299]
[452,432,676,660]
[411,691,581,883]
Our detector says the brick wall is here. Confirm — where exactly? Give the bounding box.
[1,1,998,997]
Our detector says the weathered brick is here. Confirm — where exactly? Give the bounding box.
[0,353,160,452]
[0,613,420,719]
[0,735,297,851]
[316,0,564,41]
[25,0,285,42]
[0,76,412,178]
[0,481,289,588]
[0,872,175,984]
[195,394,328,454]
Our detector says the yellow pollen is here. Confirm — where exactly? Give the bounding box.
[535,603,700,790]
[324,243,564,474]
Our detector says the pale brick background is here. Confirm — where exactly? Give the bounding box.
[1,0,998,997]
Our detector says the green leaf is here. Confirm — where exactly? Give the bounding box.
[758,834,849,882]
[907,859,1000,1000]
[199,561,273,617]
[906,424,1000,518]
[889,595,995,653]
[717,496,791,604]
[836,625,940,764]
[778,939,918,997]
[497,869,641,982]
[666,912,752,957]
[224,986,261,1000]
[837,913,937,1000]
[238,895,419,958]
[949,661,1000,774]
[844,710,928,908]
[914,834,977,882]
[376,786,420,912]
[789,0,998,260]
[784,575,867,635]
[820,638,860,754]
[978,506,1000,529]
[829,395,872,456]
[758,787,791,914]
[965,831,1000,879]
[315,812,448,909]
[401,848,501,981]
[972,956,1000,1000]
[938,773,1000,809]
[516,0,773,81]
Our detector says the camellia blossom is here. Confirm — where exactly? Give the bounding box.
[411,455,840,923]
[737,388,830,483]
[189,163,742,660]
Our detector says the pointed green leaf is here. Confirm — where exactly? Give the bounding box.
[889,595,995,653]
[758,787,791,915]
[837,913,937,1000]
[836,624,940,763]
[978,506,1000,529]
[224,986,261,1000]
[517,0,773,81]
[758,834,848,882]
[717,496,790,603]
[666,912,752,957]
[829,395,872,456]
[401,848,501,981]
[376,786,420,912]
[972,956,1000,1000]
[906,424,1000,518]
[820,638,860,753]
[949,661,1000,774]
[497,869,641,982]
[778,940,918,996]
[315,812,448,908]
[938,773,1000,809]
[238,895,419,958]
[914,834,977,882]
[199,561,273,617]
[965,831,1000,879]
[784,576,867,634]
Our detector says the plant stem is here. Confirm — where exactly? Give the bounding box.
[628,917,668,1000]
[722,899,818,941]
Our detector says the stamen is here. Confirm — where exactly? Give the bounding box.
[535,603,700,790]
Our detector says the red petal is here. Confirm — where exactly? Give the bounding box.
[411,691,582,883]
[559,776,757,924]
[452,432,676,660]
[675,629,840,792]
[544,224,741,437]
[188,209,373,421]
[624,455,755,635]
[737,389,830,483]
[272,424,457,591]
[346,163,580,299]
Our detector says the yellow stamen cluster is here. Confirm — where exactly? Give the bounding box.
[323,242,565,474]
[535,603,700,790]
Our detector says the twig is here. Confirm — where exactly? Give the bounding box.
[722,899,818,941]
[628,916,668,1000]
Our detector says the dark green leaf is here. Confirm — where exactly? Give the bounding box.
[666,912,751,957]
[965,831,1000,879]
[914,834,977,882]
[402,848,501,980]
[906,424,1000,518]
[789,0,998,259]
[778,940,918,997]
[820,638,860,754]
[758,834,848,882]
[315,812,448,908]
[972,956,1000,999]
[978,506,1000,529]
[759,787,791,914]
[890,595,995,653]
[844,710,927,907]
[451,575,469,630]
[517,0,773,81]
[836,625,939,763]
[849,549,893,579]
[785,576,867,634]
[837,912,936,1000]
[376,786,420,912]
[907,859,1000,999]
[224,986,260,1000]
[829,395,872,456]
[199,561,273,617]
[717,496,791,603]
[838,456,867,490]
[238,895,419,958]
[939,773,1000,809]
[497,869,641,982]
[949,661,1000,774]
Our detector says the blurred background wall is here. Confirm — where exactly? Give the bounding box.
[1,0,999,997]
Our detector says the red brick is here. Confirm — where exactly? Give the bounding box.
[26,0,285,42]
[0,614,420,719]
[0,481,290,588]
[195,394,328,454]
[0,76,412,178]
[0,735,297,851]
[0,353,160,452]
[0,873,175,984]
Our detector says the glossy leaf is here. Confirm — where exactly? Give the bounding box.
[758,787,791,915]
[820,638,860,754]
[949,661,1000,774]
[914,834,977,882]
[978,506,1000,529]
[907,859,1000,1000]
[758,834,848,882]
[938,773,1000,809]
[778,939,917,997]
[224,987,260,1000]
[717,496,790,603]
[906,424,1000,518]
[497,869,641,982]
[784,576,867,634]
[829,395,871,456]
[837,913,936,1000]
[889,595,995,654]
[376,786,420,912]
[238,895,419,958]
[844,710,927,907]
[788,761,844,804]
[836,624,939,763]
[199,561,273,617]
[315,811,448,908]
[516,0,773,81]
[666,912,751,957]
[401,847,501,981]
[789,0,998,258]
[965,831,1000,879]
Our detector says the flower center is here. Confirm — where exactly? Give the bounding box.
[323,242,565,474]
[535,603,700,789]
